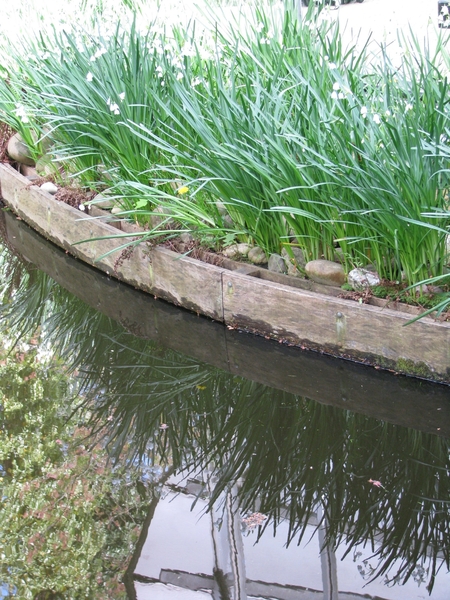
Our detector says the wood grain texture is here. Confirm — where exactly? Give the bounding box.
[149,247,225,320]
[222,270,450,380]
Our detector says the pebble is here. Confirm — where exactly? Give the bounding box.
[268,253,287,274]
[248,246,267,265]
[40,181,58,195]
[348,268,381,290]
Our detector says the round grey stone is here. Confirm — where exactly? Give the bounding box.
[237,243,251,257]
[223,215,234,228]
[40,181,58,195]
[179,232,194,244]
[348,268,381,290]
[305,259,346,286]
[7,133,35,166]
[91,192,114,210]
[248,246,267,265]
[216,201,228,216]
[36,155,60,177]
[281,247,306,276]
[222,244,240,259]
[268,253,287,274]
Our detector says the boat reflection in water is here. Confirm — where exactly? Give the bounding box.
[0,211,448,600]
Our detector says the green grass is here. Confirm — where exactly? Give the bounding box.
[0,1,449,317]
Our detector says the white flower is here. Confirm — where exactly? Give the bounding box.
[118,91,125,101]
[405,102,413,112]
[255,22,264,33]
[385,109,391,117]
[14,104,29,123]
[176,71,183,81]
[156,65,164,78]
[332,82,340,91]
[191,77,201,87]
[108,100,120,115]
[338,91,345,99]
[328,62,337,70]
[86,72,94,82]
[79,203,85,211]
[360,106,368,118]
[331,91,338,100]
[373,113,381,125]
[90,47,107,62]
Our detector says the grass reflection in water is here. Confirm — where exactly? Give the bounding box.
[0,238,448,597]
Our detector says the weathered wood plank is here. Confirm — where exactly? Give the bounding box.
[5,210,231,371]
[148,247,224,320]
[0,164,225,319]
[1,163,450,382]
[222,270,450,382]
[4,210,450,434]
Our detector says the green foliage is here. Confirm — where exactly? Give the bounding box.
[0,339,153,598]
[0,1,449,310]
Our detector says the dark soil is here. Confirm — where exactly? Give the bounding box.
[55,185,96,208]
[26,175,97,209]
[0,122,14,164]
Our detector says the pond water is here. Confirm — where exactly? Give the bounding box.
[0,210,448,600]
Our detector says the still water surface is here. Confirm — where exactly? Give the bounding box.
[0,212,448,599]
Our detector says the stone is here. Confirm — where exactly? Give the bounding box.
[268,253,287,274]
[428,285,444,294]
[348,268,381,291]
[19,164,37,177]
[40,126,54,153]
[222,245,240,259]
[281,247,306,276]
[248,246,267,265]
[222,244,251,259]
[97,164,113,181]
[411,283,429,296]
[150,205,176,229]
[40,181,58,195]
[91,192,113,210]
[333,248,346,264]
[179,232,194,244]
[305,259,346,286]
[7,133,35,166]
[223,215,234,228]
[237,243,251,257]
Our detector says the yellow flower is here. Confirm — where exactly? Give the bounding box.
[177,186,189,195]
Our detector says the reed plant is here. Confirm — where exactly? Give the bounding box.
[0,2,449,296]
